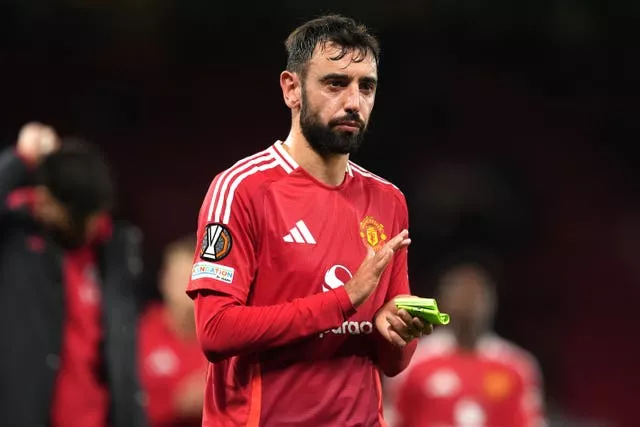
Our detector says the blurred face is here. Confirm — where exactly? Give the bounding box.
[160,249,195,315]
[33,186,90,249]
[299,42,378,156]
[438,265,495,345]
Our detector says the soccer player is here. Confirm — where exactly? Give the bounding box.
[384,259,547,427]
[187,14,433,427]
[139,235,207,427]
[0,123,146,427]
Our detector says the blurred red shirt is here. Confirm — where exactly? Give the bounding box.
[51,247,108,427]
[385,331,546,427]
[139,303,207,427]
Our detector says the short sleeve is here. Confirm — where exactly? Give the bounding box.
[187,174,258,303]
[387,191,411,300]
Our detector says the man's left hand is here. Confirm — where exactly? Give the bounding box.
[374,297,433,347]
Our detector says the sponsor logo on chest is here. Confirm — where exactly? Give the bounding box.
[319,264,373,338]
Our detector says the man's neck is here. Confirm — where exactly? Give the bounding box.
[283,128,349,187]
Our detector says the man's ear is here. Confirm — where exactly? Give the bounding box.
[280,70,302,110]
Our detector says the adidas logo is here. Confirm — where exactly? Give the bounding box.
[283,220,316,244]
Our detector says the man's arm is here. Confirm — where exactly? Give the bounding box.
[0,123,59,221]
[194,288,355,363]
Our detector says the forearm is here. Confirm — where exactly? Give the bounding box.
[374,330,418,377]
[194,288,356,362]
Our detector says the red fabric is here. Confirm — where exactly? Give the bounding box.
[188,142,416,426]
[139,304,208,427]
[51,247,108,427]
[388,333,545,427]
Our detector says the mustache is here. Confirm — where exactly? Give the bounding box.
[329,113,365,129]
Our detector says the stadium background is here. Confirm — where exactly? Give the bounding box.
[1,1,638,426]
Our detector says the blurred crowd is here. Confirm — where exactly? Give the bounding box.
[0,123,206,427]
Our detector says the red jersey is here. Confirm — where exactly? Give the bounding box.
[51,247,108,427]
[187,141,415,426]
[139,304,208,427]
[385,331,546,427]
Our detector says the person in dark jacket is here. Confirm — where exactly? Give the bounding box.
[0,122,147,427]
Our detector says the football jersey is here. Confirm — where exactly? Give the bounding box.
[385,331,546,427]
[187,140,411,426]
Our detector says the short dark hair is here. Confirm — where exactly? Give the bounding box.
[36,137,115,222]
[285,14,380,79]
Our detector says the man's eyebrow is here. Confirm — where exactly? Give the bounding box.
[360,76,378,86]
[319,74,378,86]
[319,73,350,82]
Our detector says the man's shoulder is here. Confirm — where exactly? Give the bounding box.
[348,161,406,204]
[201,142,295,223]
[478,334,542,378]
[210,143,294,196]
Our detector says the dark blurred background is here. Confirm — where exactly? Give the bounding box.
[1,1,638,425]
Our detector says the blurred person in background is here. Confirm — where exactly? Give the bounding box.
[384,256,546,427]
[139,235,207,427]
[187,14,432,426]
[0,123,146,427]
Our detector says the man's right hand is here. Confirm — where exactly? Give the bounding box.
[16,122,59,165]
[344,229,411,307]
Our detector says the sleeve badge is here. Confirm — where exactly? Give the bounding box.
[200,223,233,261]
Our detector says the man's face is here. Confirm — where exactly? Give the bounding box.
[439,265,495,339]
[299,42,378,156]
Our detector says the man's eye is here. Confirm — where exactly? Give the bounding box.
[328,80,346,87]
[360,82,375,92]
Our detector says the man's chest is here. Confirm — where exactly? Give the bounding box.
[420,358,522,416]
[251,185,398,311]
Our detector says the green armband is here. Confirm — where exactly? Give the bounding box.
[394,297,451,325]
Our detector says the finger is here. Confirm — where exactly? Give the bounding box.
[384,229,411,252]
[365,245,376,260]
[397,309,422,337]
[422,323,434,335]
[395,309,430,339]
[386,314,412,341]
[372,230,411,271]
[386,327,408,347]
[374,247,395,273]
[410,317,427,335]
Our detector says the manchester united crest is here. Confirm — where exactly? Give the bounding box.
[483,370,513,401]
[359,216,387,251]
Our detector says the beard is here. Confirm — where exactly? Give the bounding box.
[299,90,367,157]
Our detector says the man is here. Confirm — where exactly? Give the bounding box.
[385,259,547,427]
[187,15,433,426]
[139,235,207,427]
[0,123,146,427]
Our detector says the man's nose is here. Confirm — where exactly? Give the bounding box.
[343,83,361,114]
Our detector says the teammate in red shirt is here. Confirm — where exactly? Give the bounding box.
[187,15,433,427]
[385,260,547,427]
[139,236,208,427]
